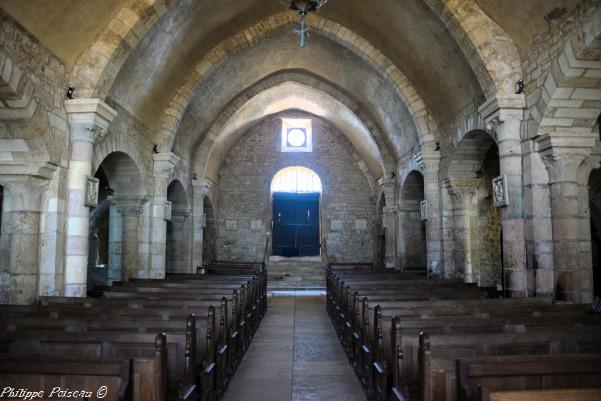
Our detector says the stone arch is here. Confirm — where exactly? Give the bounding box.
[533,7,601,139]
[70,0,171,99]
[191,76,390,188]
[399,170,427,273]
[96,151,146,198]
[156,12,439,152]
[92,132,149,194]
[166,179,190,273]
[422,0,522,100]
[93,151,147,283]
[445,129,503,287]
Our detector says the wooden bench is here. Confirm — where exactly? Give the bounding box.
[489,388,601,401]
[457,353,601,401]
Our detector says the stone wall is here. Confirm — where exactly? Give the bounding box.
[215,113,375,263]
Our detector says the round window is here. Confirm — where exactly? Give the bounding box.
[287,128,306,147]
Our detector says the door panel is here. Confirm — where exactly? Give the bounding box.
[272,192,320,257]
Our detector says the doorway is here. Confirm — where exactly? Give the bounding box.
[272,192,320,257]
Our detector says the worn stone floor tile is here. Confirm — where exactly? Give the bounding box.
[223,295,365,401]
[292,375,365,401]
[222,378,292,401]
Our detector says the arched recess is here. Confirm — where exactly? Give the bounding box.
[166,180,190,273]
[202,196,216,265]
[87,167,112,288]
[155,12,439,152]
[589,167,601,299]
[446,130,503,288]
[90,151,147,285]
[195,81,386,185]
[400,171,427,273]
[271,167,322,257]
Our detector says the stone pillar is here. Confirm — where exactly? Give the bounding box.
[4,178,47,304]
[108,202,123,283]
[523,141,554,297]
[115,198,147,282]
[480,99,528,297]
[538,129,597,302]
[64,99,117,297]
[379,177,397,269]
[445,180,477,283]
[416,150,443,278]
[192,180,212,270]
[149,153,180,279]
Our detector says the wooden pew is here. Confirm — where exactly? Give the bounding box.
[326,269,601,401]
[0,332,166,401]
[489,388,601,401]
[457,353,601,401]
[418,331,601,401]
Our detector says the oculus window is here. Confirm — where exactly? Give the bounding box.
[281,118,312,152]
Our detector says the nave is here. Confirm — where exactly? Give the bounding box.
[223,295,365,401]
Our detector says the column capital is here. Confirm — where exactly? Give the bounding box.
[542,153,589,183]
[478,95,525,125]
[192,179,213,198]
[478,96,526,143]
[64,99,117,143]
[2,175,50,211]
[114,197,148,216]
[415,150,441,179]
[153,152,180,179]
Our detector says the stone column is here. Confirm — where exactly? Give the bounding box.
[445,180,477,283]
[64,99,117,297]
[115,198,147,282]
[192,180,212,271]
[416,150,443,278]
[149,153,180,279]
[4,178,48,304]
[379,177,397,269]
[108,202,123,283]
[523,141,554,297]
[538,130,597,302]
[480,100,528,297]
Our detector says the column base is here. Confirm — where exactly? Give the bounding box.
[64,283,87,297]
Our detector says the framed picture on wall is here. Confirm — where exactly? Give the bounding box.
[493,175,508,208]
[420,200,428,221]
[164,201,172,222]
[84,176,99,208]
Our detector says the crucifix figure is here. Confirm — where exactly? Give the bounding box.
[292,11,310,48]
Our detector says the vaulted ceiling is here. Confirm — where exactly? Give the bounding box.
[1,0,581,181]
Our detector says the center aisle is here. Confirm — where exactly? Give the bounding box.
[222,294,366,401]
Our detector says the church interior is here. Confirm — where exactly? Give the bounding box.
[1,0,601,400]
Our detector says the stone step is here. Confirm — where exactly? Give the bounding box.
[266,259,326,290]
[267,265,325,272]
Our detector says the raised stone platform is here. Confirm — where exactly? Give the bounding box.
[267,256,326,290]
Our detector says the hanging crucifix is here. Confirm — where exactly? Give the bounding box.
[280,0,328,48]
[292,11,310,48]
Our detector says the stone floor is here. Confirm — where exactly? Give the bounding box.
[222,294,366,401]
